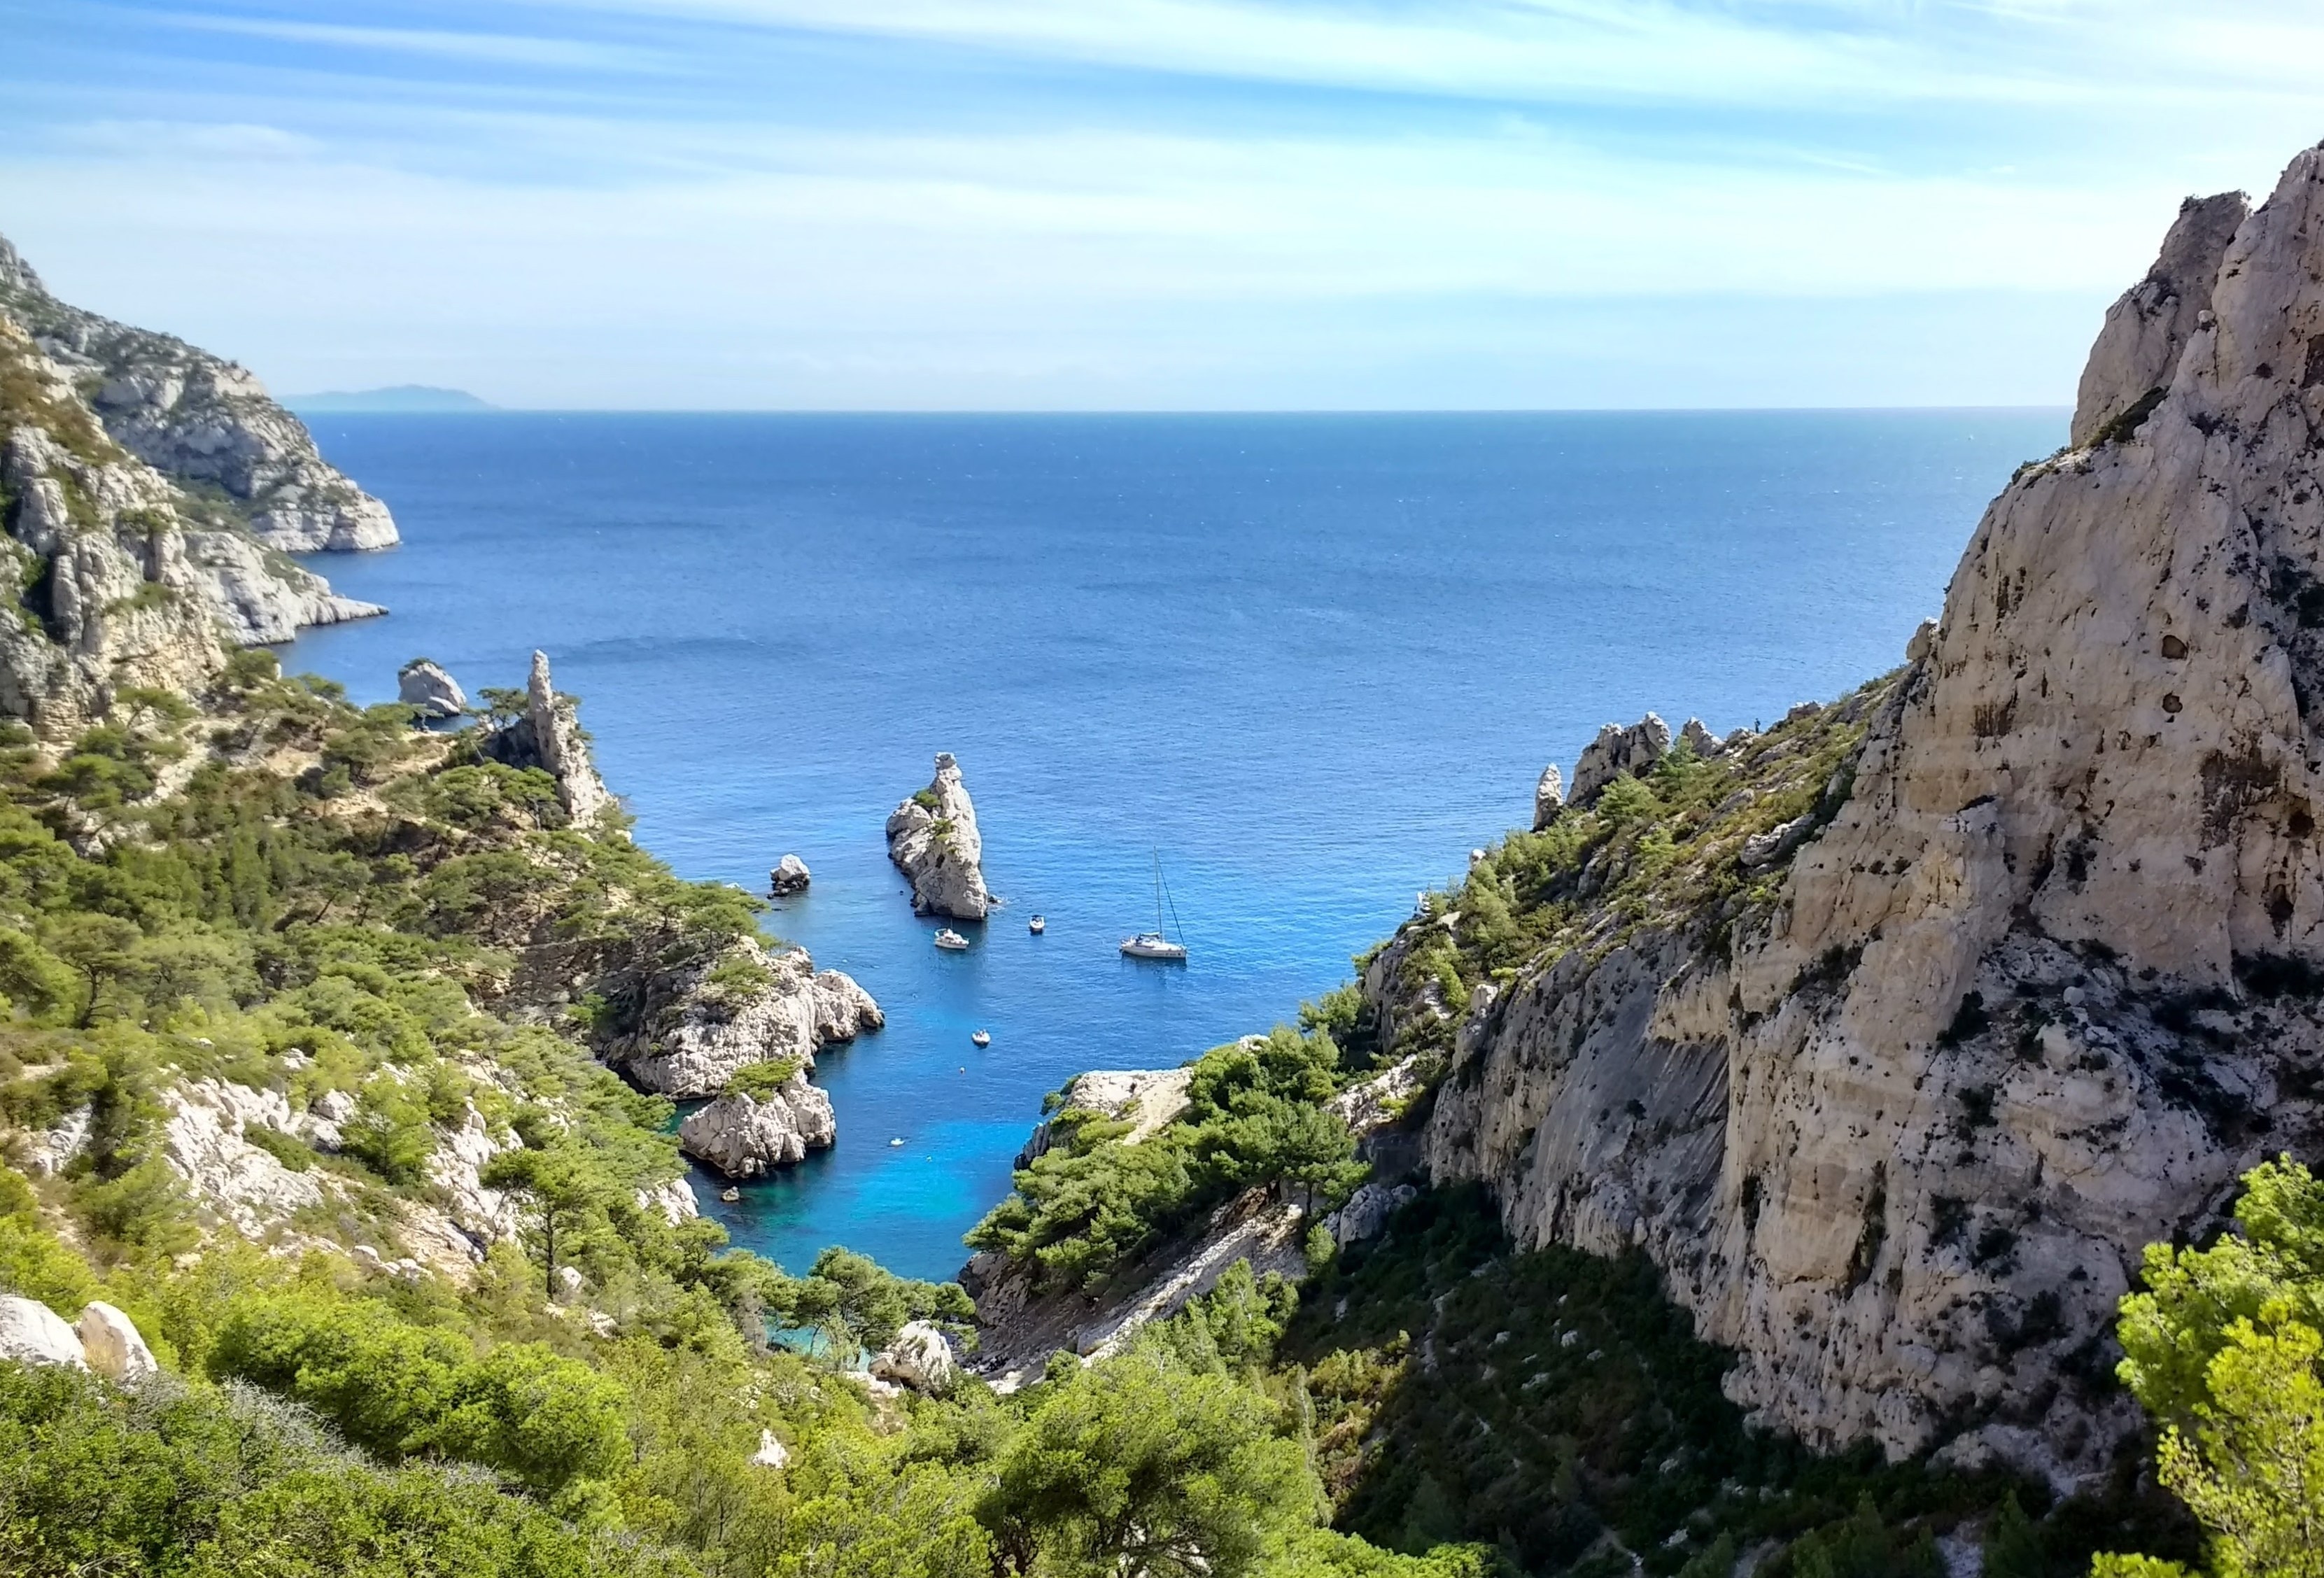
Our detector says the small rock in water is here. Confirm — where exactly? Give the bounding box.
[770,854,812,896]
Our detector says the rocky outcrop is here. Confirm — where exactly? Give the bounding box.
[162,1078,329,1238]
[870,1321,959,1393]
[677,1073,836,1176]
[770,854,811,896]
[885,752,990,920]
[1532,764,1563,831]
[397,658,466,719]
[1386,146,2324,1491]
[1566,712,1671,808]
[0,232,398,552]
[480,651,612,824]
[76,1302,157,1383]
[0,315,381,737]
[2070,192,2248,450]
[607,936,882,1098]
[1017,1068,1194,1167]
[0,1295,87,1371]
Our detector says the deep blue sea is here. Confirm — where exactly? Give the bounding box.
[281,410,2063,1281]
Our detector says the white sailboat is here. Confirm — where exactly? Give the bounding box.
[1120,853,1189,961]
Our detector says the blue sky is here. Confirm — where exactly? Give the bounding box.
[3,1,2321,409]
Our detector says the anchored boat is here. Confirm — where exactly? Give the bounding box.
[1120,854,1189,962]
[971,1029,992,1048]
[1028,914,1046,934]
[934,928,970,950]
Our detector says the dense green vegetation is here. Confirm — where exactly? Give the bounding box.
[1383,693,1880,1069]
[966,1017,1368,1295]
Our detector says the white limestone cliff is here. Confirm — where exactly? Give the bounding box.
[1388,145,2324,1490]
[886,752,991,920]
[0,315,381,738]
[0,232,398,552]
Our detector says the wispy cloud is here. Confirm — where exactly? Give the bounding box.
[164,13,662,72]
[1,0,2316,407]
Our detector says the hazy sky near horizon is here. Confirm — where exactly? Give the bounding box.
[3,2,2323,409]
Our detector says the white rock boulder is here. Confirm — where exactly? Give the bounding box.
[397,658,467,719]
[75,1302,157,1383]
[770,854,812,896]
[870,1321,958,1393]
[0,1295,87,1371]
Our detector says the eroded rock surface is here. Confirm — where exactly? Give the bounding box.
[76,1302,157,1383]
[0,232,399,552]
[608,937,881,1099]
[871,1321,959,1393]
[478,651,613,824]
[1568,713,1671,807]
[1389,149,2324,1489]
[886,752,991,919]
[677,1073,837,1176]
[398,658,467,719]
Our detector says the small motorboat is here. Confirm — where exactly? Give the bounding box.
[934,928,970,950]
[971,1029,992,1048]
[718,1187,740,1204]
[889,1137,906,1147]
[1028,915,1046,935]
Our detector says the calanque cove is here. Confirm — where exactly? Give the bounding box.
[16,140,2324,1578]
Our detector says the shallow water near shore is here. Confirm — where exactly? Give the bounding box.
[283,409,2062,1281]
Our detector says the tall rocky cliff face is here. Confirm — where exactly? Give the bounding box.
[1373,145,2324,1491]
[0,313,380,736]
[0,233,397,553]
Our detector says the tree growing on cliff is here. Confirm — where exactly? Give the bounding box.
[2098,1157,2324,1577]
[481,1143,608,1299]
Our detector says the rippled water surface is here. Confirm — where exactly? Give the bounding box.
[283,410,2062,1278]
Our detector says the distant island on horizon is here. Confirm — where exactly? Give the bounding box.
[286,383,494,413]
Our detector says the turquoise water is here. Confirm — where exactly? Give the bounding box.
[282,410,2062,1280]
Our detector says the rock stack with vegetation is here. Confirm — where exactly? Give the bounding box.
[886,750,991,919]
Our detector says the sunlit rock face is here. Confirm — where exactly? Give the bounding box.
[1401,147,2324,1490]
